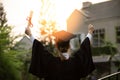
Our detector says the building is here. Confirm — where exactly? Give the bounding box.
[68,0,120,48]
[67,0,120,78]
[16,36,33,50]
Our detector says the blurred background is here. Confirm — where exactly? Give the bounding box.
[0,0,120,80]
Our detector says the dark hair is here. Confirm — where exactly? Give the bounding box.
[56,40,70,53]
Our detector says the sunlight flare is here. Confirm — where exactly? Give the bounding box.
[2,0,110,38]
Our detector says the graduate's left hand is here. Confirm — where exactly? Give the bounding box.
[88,24,94,34]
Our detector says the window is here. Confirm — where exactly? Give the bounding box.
[116,26,120,43]
[93,29,105,47]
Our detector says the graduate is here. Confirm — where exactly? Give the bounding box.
[25,24,95,80]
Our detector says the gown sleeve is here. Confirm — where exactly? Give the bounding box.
[74,37,95,78]
[29,39,56,78]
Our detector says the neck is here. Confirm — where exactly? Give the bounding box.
[58,52,70,60]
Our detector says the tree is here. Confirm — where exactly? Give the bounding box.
[0,3,21,80]
[0,3,7,27]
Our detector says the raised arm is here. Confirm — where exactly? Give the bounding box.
[25,26,32,36]
[25,26,35,42]
[87,24,94,42]
[73,24,95,77]
[88,24,94,35]
[25,11,35,42]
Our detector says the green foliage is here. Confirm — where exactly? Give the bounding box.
[0,26,11,50]
[0,26,22,80]
[92,42,117,56]
[0,52,21,80]
[0,3,22,80]
[0,23,22,80]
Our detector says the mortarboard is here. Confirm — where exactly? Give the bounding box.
[52,30,76,42]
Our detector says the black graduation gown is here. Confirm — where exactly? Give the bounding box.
[29,37,95,80]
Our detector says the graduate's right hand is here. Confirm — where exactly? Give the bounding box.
[25,27,32,37]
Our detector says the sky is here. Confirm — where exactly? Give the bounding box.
[1,0,110,37]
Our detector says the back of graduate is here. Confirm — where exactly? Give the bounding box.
[26,24,95,80]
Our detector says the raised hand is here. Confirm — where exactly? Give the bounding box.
[25,11,33,37]
[88,24,94,34]
[25,27,32,37]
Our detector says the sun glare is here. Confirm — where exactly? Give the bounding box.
[24,0,110,33]
[23,0,82,37]
[3,0,109,37]
[27,0,82,31]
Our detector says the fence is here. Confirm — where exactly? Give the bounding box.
[98,71,120,80]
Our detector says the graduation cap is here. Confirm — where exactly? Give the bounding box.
[52,30,76,42]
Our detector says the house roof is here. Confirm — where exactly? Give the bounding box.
[83,0,120,21]
[15,36,32,50]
